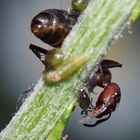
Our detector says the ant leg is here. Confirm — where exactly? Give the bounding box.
[99,65,103,73]
[29,44,48,66]
[24,87,34,96]
[89,97,94,109]
[101,59,122,69]
[83,113,111,127]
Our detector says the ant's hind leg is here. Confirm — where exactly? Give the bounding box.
[29,44,48,66]
[29,44,48,54]
[101,59,122,69]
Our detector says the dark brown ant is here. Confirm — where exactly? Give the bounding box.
[83,83,121,127]
[31,9,73,48]
[29,0,90,68]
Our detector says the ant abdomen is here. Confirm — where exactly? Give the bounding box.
[31,9,71,47]
[93,83,121,119]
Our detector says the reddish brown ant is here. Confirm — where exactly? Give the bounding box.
[83,83,121,127]
[78,59,122,126]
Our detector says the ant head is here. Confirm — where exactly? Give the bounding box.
[71,0,90,12]
[93,103,107,118]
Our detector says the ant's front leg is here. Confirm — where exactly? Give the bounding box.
[29,44,48,66]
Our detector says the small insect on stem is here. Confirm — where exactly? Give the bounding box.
[72,0,90,12]
[44,53,91,83]
[127,19,133,34]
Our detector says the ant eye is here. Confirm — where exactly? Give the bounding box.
[71,0,90,12]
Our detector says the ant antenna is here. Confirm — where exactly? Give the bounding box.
[83,113,111,127]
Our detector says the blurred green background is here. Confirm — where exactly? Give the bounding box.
[0,0,140,139]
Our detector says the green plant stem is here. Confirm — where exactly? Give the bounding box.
[0,0,139,139]
[130,0,140,21]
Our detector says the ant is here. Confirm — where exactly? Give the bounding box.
[83,83,121,127]
[87,59,122,92]
[29,0,90,83]
[30,0,90,48]
[78,59,122,126]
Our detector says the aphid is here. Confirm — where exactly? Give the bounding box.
[72,0,90,12]
[83,83,121,127]
[44,53,90,83]
[87,59,122,92]
[29,0,90,83]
